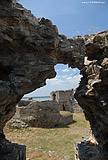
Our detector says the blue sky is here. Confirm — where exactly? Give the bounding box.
[20,0,108,97]
[25,65,82,97]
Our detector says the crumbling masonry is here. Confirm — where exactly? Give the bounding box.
[0,0,108,159]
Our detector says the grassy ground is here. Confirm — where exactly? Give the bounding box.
[4,113,90,160]
[60,111,73,117]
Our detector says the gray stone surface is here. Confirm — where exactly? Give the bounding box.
[50,89,83,113]
[0,1,83,158]
[9,100,73,128]
[72,99,83,113]
[0,0,108,159]
[9,88,82,128]
[17,100,60,128]
[74,139,105,160]
[0,140,26,160]
[0,0,85,134]
[75,31,108,159]
[50,89,74,112]
[59,111,73,125]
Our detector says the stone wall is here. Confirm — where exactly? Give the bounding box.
[72,99,83,113]
[50,89,74,102]
[17,100,60,128]
[75,31,108,159]
[10,100,73,128]
[9,89,82,128]
[0,0,85,137]
[50,89,83,113]
[0,0,108,159]
[0,140,26,160]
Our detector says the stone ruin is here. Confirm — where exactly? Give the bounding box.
[9,89,82,128]
[9,99,73,128]
[0,0,108,159]
[50,89,83,113]
[9,89,83,129]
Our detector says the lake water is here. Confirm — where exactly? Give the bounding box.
[22,96,50,101]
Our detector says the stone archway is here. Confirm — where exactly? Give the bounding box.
[0,1,108,159]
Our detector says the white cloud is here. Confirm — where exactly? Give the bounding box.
[24,74,82,97]
[56,75,61,78]
[72,68,77,72]
[62,68,69,72]
[46,78,64,85]
[25,62,83,97]
[66,77,73,81]
[61,75,68,78]
[66,74,82,81]
[56,69,59,72]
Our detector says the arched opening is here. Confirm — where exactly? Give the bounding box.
[4,64,90,160]
[0,0,107,159]
[22,64,82,101]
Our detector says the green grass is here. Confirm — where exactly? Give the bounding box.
[60,111,73,117]
[4,113,90,160]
